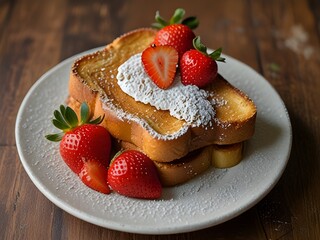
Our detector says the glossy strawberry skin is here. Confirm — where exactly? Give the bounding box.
[154,24,195,58]
[59,124,111,174]
[180,49,218,87]
[107,150,162,199]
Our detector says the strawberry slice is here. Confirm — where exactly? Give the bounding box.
[79,159,110,194]
[141,45,178,89]
[46,102,112,194]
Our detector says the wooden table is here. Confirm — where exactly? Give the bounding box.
[1,0,319,239]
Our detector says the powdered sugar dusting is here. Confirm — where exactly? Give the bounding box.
[117,53,216,128]
[16,48,292,234]
[101,94,190,140]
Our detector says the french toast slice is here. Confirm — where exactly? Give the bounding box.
[119,140,244,186]
[69,28,256,162]
[67,96,244,186]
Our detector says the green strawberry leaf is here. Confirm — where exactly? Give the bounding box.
[181,16,199,29]
[54,110,70,128]
[64,106,79,128]
[193,36,226,62]
[80,102,90,124]
[52,119,69,131]
[89,115,105,125]
[60,105,66,118]
[154,11,168,29]
[169,8,185,24]
[45,132,64,142]
[46,102,104,142]
[193,36,207,54]
[152,8,198,30]
[151,22,164,30]
[209,48,226,62]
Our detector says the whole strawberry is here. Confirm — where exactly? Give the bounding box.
[152,8,199,58]
[180,36,225,88]
[46,102,111,193]
[108,150,162,199]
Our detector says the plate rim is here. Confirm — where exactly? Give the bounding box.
[15,47,292,235]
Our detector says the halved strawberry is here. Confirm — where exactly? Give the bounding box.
[46,102,112,194]
[141,45,178,89]
[79,159,110,194]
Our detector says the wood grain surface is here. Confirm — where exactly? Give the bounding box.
[1,0,319,239]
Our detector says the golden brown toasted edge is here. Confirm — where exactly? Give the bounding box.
[188,74,257,149]
[110,28,157,48]
[68,28,257,162]
[68,28,189,162]
[153,147,212,187]
[69,28,157,118]
[209,74,257,125]
[68,96,245,187]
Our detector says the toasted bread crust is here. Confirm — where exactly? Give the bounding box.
[69,28,256,162]
[118,140,244,186]
[68,96,244,186]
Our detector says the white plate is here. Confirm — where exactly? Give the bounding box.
[15,47,292,235]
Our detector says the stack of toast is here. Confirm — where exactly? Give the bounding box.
[67,28,257,186]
